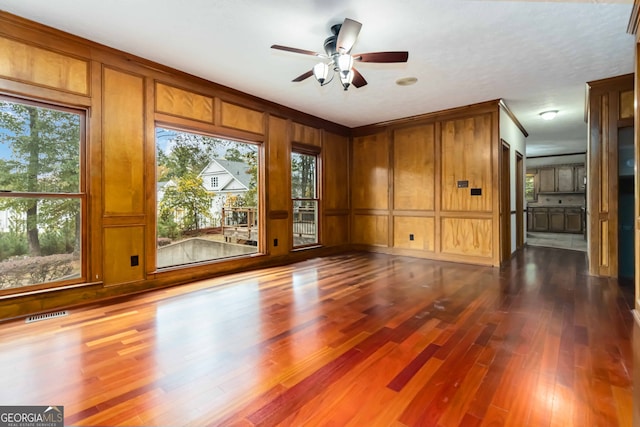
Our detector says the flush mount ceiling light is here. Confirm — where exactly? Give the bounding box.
[539,110,559,120]
[271,18,409,91]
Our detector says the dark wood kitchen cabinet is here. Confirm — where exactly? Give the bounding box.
[527,207,583,233]
[549,208,566,232]
[532,208,549,231]
[527,164,586,196]
[556,166,574,192]
[538,169,556,193]
[575,166,586,192]
[565,208,583,233]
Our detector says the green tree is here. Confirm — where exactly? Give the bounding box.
[0,101,80,257]
[291,152,316,198]
[224,147,243,162]
[157,212,180,240]
[237,150,258,207]
[157,134,213,182]
[157,131,235,182]
[159,173,214,232]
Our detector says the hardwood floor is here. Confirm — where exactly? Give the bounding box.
[0,247,634,426]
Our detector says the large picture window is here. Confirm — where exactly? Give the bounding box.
[156,127,259,268]
[0,97,84,291]
[291,147,319,247]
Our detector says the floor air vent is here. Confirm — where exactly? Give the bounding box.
[25,310,69,324]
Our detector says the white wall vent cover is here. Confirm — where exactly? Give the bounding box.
[25,310,69,323]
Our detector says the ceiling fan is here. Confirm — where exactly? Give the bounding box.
[271,18,409,91]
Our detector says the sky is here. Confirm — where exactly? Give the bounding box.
[155,127,257,158]
[0,130,11,160]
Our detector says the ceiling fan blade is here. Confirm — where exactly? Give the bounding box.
[271,44,324,57]
[354,51,409,63]
[336,18,362,53]
[352,68,367,88]
[292,70,314,82]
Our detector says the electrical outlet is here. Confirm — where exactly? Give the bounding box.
[409,234,414,241]
[130,255,139,267]
[274,238,278,247]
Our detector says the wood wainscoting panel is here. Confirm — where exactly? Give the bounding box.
[103,68,145,215]
[266,116,290,212]
[600,219,610,269]
[352,132,389,210]
[441,217,492,258]
[393,216,435,251]
[155,82,213,123]
[268,218,289,256]
[323,132,349,211]
[323,214,349,247]
[0,36,89,95]
[441,114,493,212]
[620,89,634,119]
[353,214,389,246]
[220,101,264,134]
[599,94,610,214]
[103,226,145,285]
[291,122,321,147]
[393,124,435,211]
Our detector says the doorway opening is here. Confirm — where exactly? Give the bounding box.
[618,126,634,282]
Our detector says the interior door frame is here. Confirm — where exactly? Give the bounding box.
[500,140,511,264]
[515,151,524,250]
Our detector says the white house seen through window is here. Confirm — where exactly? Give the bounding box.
[156,127,259,268]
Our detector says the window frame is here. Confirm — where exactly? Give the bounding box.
[525,172,537,202]
[154,123,264,270]
[0,94,88,294]
[291,143,321,249]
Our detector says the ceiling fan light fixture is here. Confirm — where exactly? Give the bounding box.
[539,110,559,120]
[313,62,329,84]
[340,69,354,91]
[271,17,408,92]
[337,54,353,77]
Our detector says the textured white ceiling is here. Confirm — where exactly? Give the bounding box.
[0,0,635,156]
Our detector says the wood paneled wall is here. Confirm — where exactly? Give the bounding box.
[0,36,90,95]
[586,74,634,277]
[266,116,290,257]
[323,132,350,247]
[352,133,389,210]
[102,68,146,285]
[393,124,435,211]
[0,12,350,319]
[350,103,500,266]
[0,11,508,319]
[441,115,493,212]
[156,82,214,122]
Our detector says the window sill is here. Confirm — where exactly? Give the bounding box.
[291,244,323,252]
